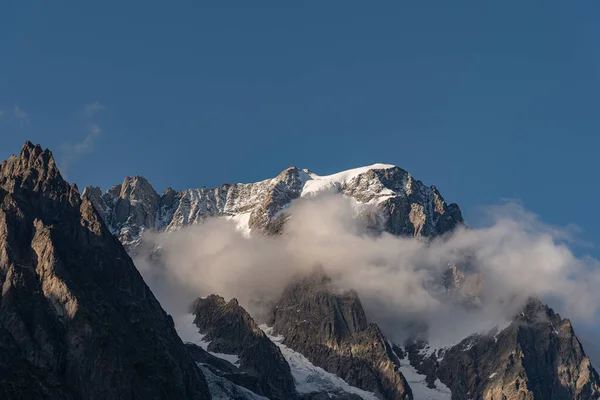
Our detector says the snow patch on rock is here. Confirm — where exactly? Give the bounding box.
[393,346,452,400]
[176,314,240,365]
[224,212,252,237]
[301,163,396,198]
[260,325,378,399]
[198,364,268,400]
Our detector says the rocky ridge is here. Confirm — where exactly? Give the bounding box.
[185,291,401,400]
[82,164,464,249]
[401,298,600,400]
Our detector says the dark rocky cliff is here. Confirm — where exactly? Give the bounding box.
[269,270,413,400]
[190,294,298,400]
[0,142,210,399]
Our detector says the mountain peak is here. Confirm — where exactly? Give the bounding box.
[270,270,412,399]
[0,141,75,203]
[19,140,54,166]
[121,175,157,197]
[20,140,43,155]
[88,162,464,245]
[0,141,211,398]
[123,174,152,185]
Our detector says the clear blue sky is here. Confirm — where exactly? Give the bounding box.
[1,2,599,250]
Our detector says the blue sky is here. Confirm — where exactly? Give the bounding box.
[1,1,599,252]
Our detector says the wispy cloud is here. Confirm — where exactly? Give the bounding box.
[82,102,105,119]
[58,104,106,177]
[0,105,30,122]
[72,123,103,155]
[14,105,27,119]
[12,105,30,124]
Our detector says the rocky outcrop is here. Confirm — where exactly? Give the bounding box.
[82,175,160,250]
[185,342,270,400]
[83,164,464,248]
[352,167,462,237]
[188,296,379,400]
[403,298,600,400]
[247,166,306,234]
[191,294,298,400]
[269,270,413,400]
[0,142,210,399]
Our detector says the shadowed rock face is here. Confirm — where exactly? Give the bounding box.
[191,294,298,400]
[0,142,210,399]
[185,342,270,400]
[404,298,600,400]
[269,270,413,400]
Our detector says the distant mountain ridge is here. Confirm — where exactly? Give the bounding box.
[82,163,463,249]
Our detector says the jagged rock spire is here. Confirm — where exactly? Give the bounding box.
[1,141,68,194]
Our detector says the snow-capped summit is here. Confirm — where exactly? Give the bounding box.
[299,163,396,198]
[83,163,463,249]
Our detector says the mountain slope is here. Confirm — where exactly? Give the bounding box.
[269,270,413,400]
[403,299,600,400]
[183,293,385,400]
[0,142,210,399]
[190,294,298,400]
[580,336,600,372]
[261,325,380,400]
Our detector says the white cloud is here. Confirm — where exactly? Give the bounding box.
[82,102,105,119]
[60,123,103,175]
[58,104,105,176]
[11,105,30,124]
[134,196,600,350]
[14,105,27,119]
[73,123,102,155]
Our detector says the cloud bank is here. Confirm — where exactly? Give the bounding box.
[134,195,600,348]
